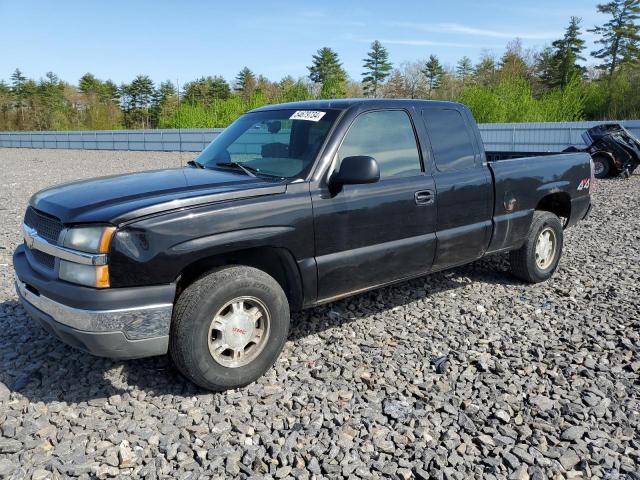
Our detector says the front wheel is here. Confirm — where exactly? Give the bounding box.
[170,266,290,391]
[509,211,564,283]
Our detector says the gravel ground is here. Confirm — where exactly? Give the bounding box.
[0,148,638,480]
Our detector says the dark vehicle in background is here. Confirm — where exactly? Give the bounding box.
[567,124,640,179]
[14,99,593,391]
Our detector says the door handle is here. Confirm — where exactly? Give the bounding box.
[414,190,434,205]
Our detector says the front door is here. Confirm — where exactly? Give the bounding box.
[311,109,437,301]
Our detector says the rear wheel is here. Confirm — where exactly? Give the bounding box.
[170,266,290,391]
[510,211,563,283]
[592,154,611,179]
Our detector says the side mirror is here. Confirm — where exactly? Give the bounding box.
[331,156,380,186]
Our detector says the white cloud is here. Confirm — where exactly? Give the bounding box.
[388,21,562,40]
[376,38,501,49]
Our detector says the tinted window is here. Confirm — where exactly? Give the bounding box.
[337,110,421,179]
[422,109,476,171]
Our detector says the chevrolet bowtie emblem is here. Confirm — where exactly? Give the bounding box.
[26,233,35,249]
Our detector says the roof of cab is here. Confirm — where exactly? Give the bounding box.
[250,98,465,112]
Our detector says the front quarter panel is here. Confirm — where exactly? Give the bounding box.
[108,183,314,290]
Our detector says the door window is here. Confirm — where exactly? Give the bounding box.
[337,110,421,179]
[423,108,476,172]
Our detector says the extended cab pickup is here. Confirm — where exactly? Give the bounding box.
[14,99,593,390]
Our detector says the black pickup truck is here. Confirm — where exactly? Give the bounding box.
[14,99,592,390]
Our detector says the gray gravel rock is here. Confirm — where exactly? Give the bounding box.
[0,439,22,454]
[560,425,585,442]
[0,149,639,478]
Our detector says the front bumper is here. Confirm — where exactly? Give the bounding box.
[14,246,175,359]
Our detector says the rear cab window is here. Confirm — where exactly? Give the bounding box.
[422,108,476,172]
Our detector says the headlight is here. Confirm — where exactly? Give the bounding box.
[59,225,115,288]
[59,260,110,288]
[63,226,116,253]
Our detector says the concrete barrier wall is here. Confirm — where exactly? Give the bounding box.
[1,121,639,153]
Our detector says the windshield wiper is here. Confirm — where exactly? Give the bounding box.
[215,161,261,178]
[216,161,285,180]
[187,159,205,169]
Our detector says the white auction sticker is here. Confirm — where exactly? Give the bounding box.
[289,110,326,122]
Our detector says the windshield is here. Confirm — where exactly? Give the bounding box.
[195,109,340,179]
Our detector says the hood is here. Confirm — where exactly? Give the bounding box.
[29,167,286,224]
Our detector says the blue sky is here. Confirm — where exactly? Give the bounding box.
[0,0,607,86]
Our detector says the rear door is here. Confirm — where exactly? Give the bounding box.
[311,109,437,301]
[421,106,493,270]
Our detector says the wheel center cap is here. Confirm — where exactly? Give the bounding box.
[223,312,255,349]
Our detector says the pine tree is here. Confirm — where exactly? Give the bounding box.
[234,67,257,100]
[589,0,640,77]
[10,68,32,127]
[549,17,586,88]
[120,75,155,128]
[79,73,101,94]
[183,76,231,105]
[10,68,27,96]
[474,53,497,86]
[308,47,346,98]
[362,40,392,97]
[102,80,120,104]
[422,55,444,98]
[535,47,557,88]
[151,80,178,124]
[456,56,474,84]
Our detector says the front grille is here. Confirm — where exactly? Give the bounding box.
[24,207,64,244]
[31,249,56,270]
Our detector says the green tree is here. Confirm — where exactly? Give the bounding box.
[422,55,444,98]
[34,72,69,130]
[234,67,257,100]
[535,47,557,89]
[152,80,178,124]
[78,73,120,104]
[78,73,101,95]
[456,56,474,84]
[0,80,12,130]
[102,80,120,104]
[548,17,587,88]
[308,47,346,97]
[279,76,312,102]
[361,40,392,97]
[474,53,497,86]
[10,68,37,128]
[120,75,156,128]
[183,76,231,105]
[499,39,529,79]
[589,0,640,77]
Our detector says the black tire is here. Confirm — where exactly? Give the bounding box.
[170,266,290,391]
[592,154,611,179]
[509,211,563,283]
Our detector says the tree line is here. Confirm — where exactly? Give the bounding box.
[0,0,638,131]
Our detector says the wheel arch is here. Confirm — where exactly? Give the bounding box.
[175,246,304,311]
[535,192,571,226]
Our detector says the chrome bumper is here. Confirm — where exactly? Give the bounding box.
[15,274,173,341]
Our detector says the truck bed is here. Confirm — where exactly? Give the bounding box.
[486,152,592,254]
